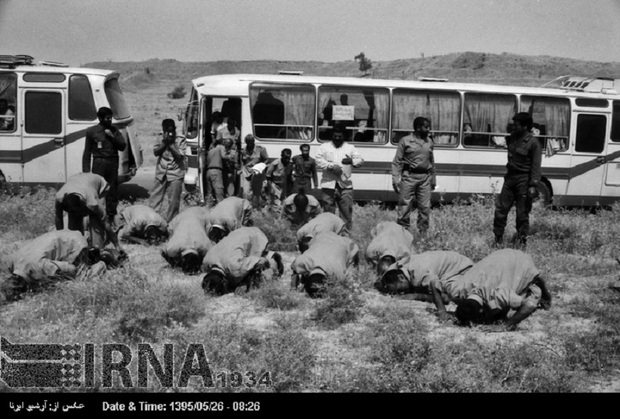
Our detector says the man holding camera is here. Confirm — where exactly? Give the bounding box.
[149,118,187,222]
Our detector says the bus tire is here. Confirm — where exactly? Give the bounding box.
[534,181,552,209]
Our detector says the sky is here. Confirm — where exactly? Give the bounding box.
[1,0,620,67]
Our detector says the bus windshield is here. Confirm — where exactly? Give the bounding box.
[105,77,131,120]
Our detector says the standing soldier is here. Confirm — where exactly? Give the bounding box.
[292,143,318,193]
[240,134,269,208]
[391,116,436,235]
[205,138,236,205]
[149,119,187,223]
[315,123,363,233]
[265,148,294,211]
[493,112,542,247]
[82,107,126,223]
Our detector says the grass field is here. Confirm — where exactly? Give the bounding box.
[2,186,620,393]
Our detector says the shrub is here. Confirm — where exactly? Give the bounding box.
[167,85,186,99]
[312,272,364,330]
[246,278,306,311]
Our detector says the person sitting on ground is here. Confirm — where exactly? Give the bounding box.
[378,250,474,305]
[290,231,359,298]
[281,188,322,227]
[202,227,283,296]
[365,221,416,277]
[205,196,253,243]
[453,249,552,332]
[2,230,119,301]
[295,212,348,253]
[117,204,169,246]
[161,206,213,274]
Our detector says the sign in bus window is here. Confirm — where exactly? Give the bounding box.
[392,89,460,146]
[521,96,570,153]
[318,86,389,144]
[463,93,516,148]
[250,83,315,141]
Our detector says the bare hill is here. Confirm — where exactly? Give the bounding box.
[85,52,620,88]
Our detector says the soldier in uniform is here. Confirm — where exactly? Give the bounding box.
[162,206,213,274]
[493,112,542,247]
[391,116,436,235]
[201,227,283,295]
[454,249,552,331]
[265,148,294,211]
[291,231,359,298]
[117,204,168,246]
[82,107,126,221]
[205,196,253,243]
[365,221,415,277]
[292,143,318,193]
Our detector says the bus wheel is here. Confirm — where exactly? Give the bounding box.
[533,182,552,209]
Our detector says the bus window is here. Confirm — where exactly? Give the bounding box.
[69,75,97,121]
[463,93,516,148]
[611,101,620,142]
[575,114,606,153]
[318,86,388,144]
[392,89,460,146]
[0,73,17,132]
[250,83,315,140]
[25,91,62,134]
[521,96,569,152]
[104,78,131,120]
[184,88,199,140]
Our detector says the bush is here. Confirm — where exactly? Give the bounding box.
[167,85,186,99]
[312,272,364,330]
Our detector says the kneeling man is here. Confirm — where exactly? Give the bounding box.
[162,206,213,274]
[205,196,253,243]
[118,204,169,245]
[296,212,347,253]
[365,221,415,277]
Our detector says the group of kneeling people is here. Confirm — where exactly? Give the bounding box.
[4,182,552,332]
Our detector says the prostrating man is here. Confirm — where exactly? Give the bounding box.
[365,221,415,276]
[202,227,283,295]
[265,148,294,211]
[205,137,237,205]
[315,123,363,232]
[2,230,115,301]
[161,206,213,274]
[55,172,123,254]
[493,112,542,247]
[281,189,322,227]
[291,231,359,298]
[82,106,126,221]
[292,143,318,193]
[149,118,187,223]
[295,212,347,253]
[378,251,474,306]
[240,134,269,208]
[454,249,552,332]
[117,204,168,246]
[205,196,253,243]
[391,116,436,235]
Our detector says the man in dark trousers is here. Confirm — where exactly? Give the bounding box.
[292,143,318,193]
[82,107,126,222]
[493,112,542,247]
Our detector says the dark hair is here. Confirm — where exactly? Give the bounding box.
[97,107,113,118]
[455,299,483,326]
[202,270,229,295]
[181,252,201,274]
[413,116,430,130]
[61,193,85,214]
[304,273,326,298]
[162,118,176,130]
[512,112,533,129]
[299,144,310,151]
[208,226,228,243]
[332,122,346,134]
[377,255,396,276]
[293,189,309,209]
[281,148,292,157]
[145,226,166,245]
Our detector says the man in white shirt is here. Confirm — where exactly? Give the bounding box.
[315,123,363,232]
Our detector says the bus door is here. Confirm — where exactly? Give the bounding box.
[21,88,66,186]
[601,101,620,204]
[565,112,607,206]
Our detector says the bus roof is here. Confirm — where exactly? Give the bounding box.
[191,73,620,100]
[0,63,118,78]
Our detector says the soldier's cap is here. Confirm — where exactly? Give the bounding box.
[181,249,199,257]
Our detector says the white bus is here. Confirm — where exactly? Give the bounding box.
[181,72,620,207]
[0,55,142,189]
